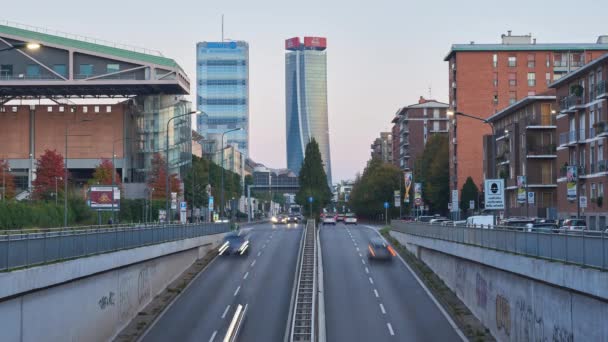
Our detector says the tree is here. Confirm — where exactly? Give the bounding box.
[0,159,16,200]
[415,135,449,215]
[296,139,332,218]
[90,159,121,186]
[33,149,65,200]
[184,155,210,208]
[147,153,180,200]
[460,176,479,216]
[349,158,403,219]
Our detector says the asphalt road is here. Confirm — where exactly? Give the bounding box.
[321,223,463,341]
[142,222,303,342]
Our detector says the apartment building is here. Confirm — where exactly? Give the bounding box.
[485,96,558,218]
[370,132,393,163]
[392,97,449,170]
[550,53,608,229]
[446,32,608,195]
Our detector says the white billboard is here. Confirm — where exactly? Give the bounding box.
[484,179,505,210]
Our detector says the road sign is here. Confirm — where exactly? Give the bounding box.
[180,201,187,210]
[484,179,505,210]
[158,209,166,223]
[469,200,475,210]
[527,192,535,205]
[394,190,401,208]
[308,196,314,203]
[580,196,588,208]
[208,196,214,208]
[171,192,177,210]
[383,202,389,209]
[451,190,459,212]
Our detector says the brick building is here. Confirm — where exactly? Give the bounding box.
[445,32,608,196]
[484,96,558,218]
[392,97,449,170]
[370,132,393,163]
[550,53,608,229]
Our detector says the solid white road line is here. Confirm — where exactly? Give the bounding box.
[251,260,256,267]
[369,277,374,285]
[379,303,386,314]
[221,305,231,319]
[234,286,241,297]
[387,323,395,336]
[243,272,249,280]
[374,289,379,298]
[365,267,369,274]
[209,330,217,342]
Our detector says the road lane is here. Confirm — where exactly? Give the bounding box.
[321,223,462,341]
[142,222,303,342]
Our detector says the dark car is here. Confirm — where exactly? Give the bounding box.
[367,237,395,261]
[526,222,559,233]
[288,214,299,224]
[219,232,250,256]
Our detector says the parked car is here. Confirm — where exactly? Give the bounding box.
[501,218,534,228]
[336,214,346,222]
[440,220,454,226]
[399,216,415,222]
[561,218,587,230]
[525,222,559,233]
[417,215,438,223]
[466,215,495,228]
[429,217,449,224]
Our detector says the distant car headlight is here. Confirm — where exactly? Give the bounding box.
[271,216,278,223]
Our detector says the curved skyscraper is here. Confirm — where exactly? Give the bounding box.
[285,36,332,186]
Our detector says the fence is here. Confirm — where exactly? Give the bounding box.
[392,221,608,271]
[0,222,230,271]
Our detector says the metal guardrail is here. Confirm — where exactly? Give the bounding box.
[290,220,317,342]
[393,221,608,271]
[0,222,230,271]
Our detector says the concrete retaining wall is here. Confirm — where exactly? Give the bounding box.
[0,233,224,342]
[391,230,608,342]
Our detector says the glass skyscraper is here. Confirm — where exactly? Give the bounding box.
[285,37,332,185]
[196,41,249,157]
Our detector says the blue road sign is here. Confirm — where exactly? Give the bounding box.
[384,202,389,209]
[308,196,314,203]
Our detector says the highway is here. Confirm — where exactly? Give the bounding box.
[142,222,303,342]
[321,223,463,341]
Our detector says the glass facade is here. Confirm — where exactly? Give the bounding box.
[196,41,249,157]
[285,38,332,185]
[127,95,192,182]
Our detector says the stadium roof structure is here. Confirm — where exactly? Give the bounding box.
[0,21,190,100]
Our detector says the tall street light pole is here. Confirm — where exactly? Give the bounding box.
[447,110,496,219]
[220,127,243,218]
[165,110,200,223]
[65,118,92,227]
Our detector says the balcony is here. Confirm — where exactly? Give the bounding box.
[559,95,583,113]
[559,130,577,146]
[594,121,608,137]
[578,129,587,143]
[527,144,556,157]
[589,160,608,174]
[597,80,608,99]
[526,115,556,128]
[560,165,586,177]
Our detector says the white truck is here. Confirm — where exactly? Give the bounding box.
[466,215,495,228]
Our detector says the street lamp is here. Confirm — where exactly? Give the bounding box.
[54,176,62,206]
[165,110,201,223]
[65,118,93,227]
[220,128,243,219]
[0,42,41,53]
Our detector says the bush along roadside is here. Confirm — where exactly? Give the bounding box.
[380,227,495,342]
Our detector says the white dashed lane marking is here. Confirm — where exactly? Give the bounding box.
[221,305,231,319]
[250,260,256,267]
[209,330,217,342]
[374,289,379,298]
[379,303,386,314]
[243,272,249,280]
[234,286,240,297]
[387,323,395,336]
[369,277,374,285]
[365,267,369,274]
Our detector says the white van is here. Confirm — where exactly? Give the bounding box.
[466,215,495,228]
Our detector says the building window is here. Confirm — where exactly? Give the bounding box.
[0,64,13,77]
[79,64,94,77]
[59,106,64,113]
[47,106,52,112]
[94,106,100,113]
[600,183,605,198]
[53,64,67,77]
[493,54,498,68]
[546,72,551,85]
[493,94,499,105]
[527,54,535,68]
[591,183,597,200]
[26,64,40,77]
[11,107,17,113]
[106,106,112,113]
[509,72,517,87]
[528,91,536,96]
[509,91,517,104]
[493,73,498,87]
[83,106,88,113]
[508,56,517,67]
[527,72,536,87]
[107,64,120,73]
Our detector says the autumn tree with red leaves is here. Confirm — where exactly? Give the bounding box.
[33,149,65,200]
[0,159,16,200]
[147,153,180,199]
[90,159,121,186]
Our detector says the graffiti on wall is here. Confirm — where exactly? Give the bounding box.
[511,298,573,342]
[455,260,466,296]
[98,291,115,310]
[475,273,488,309]
[138,267,151,305]
[495,294,511,336]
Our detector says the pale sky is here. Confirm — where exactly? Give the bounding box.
[6,0,608,182]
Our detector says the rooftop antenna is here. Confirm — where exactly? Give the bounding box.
[428,85,432,98]
[221,14,224,41]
